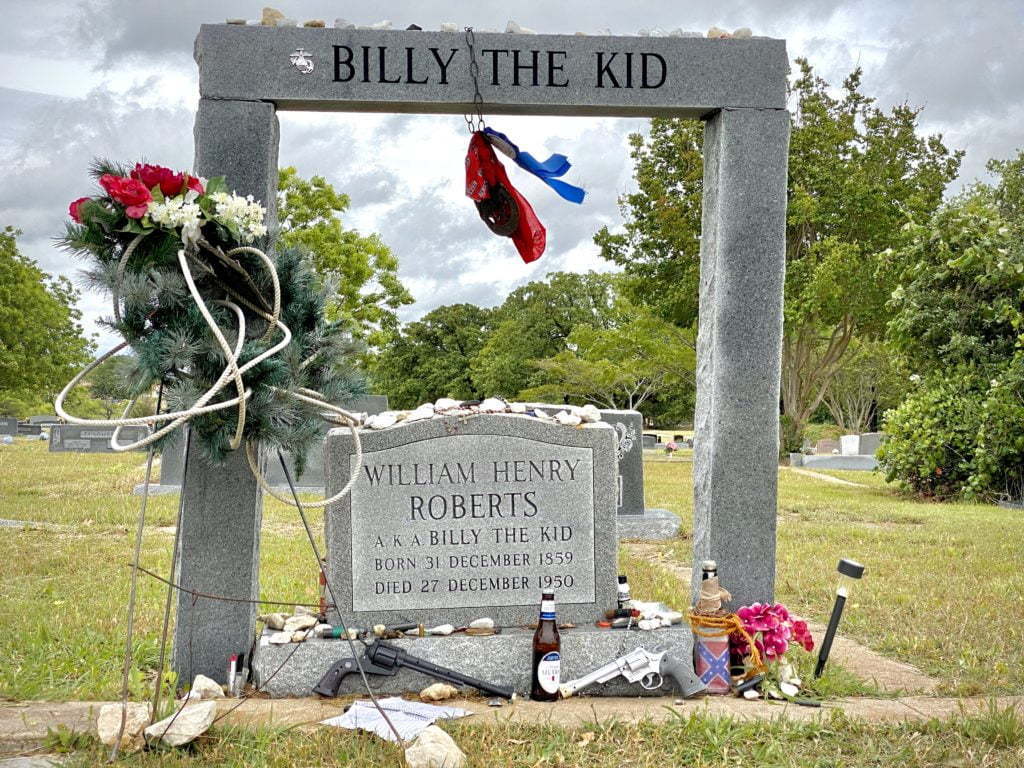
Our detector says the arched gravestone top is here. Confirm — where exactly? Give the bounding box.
[195,25,788,117]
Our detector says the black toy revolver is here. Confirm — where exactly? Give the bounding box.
[313,639,515,699]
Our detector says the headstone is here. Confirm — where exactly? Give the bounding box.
[814,438,840,455]
[0,417,16,436]
[17,423,42,436]
[641,434,658,450]
[263,395,390,490]
[324,414,618,627]
[839,434,860,456]
[673,434,686,443]
[28,414,58,425]
[49,425,150,452]
[191,23,790,683]
[858,432,885,456]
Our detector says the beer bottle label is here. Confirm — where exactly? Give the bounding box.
[537,651,561,694]
[540,599,556,620]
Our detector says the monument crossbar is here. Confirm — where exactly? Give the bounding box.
[180,23,790,684]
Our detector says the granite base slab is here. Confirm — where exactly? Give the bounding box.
[802,455,878,471]
[254,624,698,698]
[617,509,680,540]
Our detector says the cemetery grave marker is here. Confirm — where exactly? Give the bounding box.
[49,425,151,453]
[0,417,16,437]
[183,23,789,681]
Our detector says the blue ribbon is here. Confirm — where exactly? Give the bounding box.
[484,127,586,204]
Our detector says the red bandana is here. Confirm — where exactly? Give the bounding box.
[465,131,546,263]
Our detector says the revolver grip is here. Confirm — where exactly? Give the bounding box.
[313,657,396,697]
[660,655,707,698]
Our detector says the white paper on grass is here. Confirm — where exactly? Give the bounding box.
[321,696,469,742]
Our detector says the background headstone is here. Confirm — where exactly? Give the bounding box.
[0,417,16,437]
[814,438,840,455]
[858,432,886,456]
[324,414,618,627]
[49,425,150,452]
[17,423,42,436]
[29,415,59,426]
[641,434,658,450]
[839,434,860,456]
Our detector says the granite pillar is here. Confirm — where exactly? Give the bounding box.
[173,97,280,684]
[692,107,789,608]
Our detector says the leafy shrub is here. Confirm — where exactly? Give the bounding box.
[970,354,1024,503]
[878,375,984,499]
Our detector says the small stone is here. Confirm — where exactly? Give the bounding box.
[407,24,423,30]
[505,20,536,34]
[732,27,753,38]
[260,6,285,26]
[707,26,731,38]
[365,412,399,430]
[97,702,152,753]
[144,700,217,748]
[189,674,225,700]
[294,605,317,616]
[334,18,355,29]
[434,398,461,411]
[488,697,504,707]
[291,630,309,642]
[258,612,286,630]
[578,404,601,423]
[373,624,387,637]
[405,725,467,768]
[637,618,661,631]
[304,19,325,27]
[283,614,317,632]
[440,22,459,32]
[267,631,291,645]
[673,698,685,705]
[226,18,246,25]
[369,20,392,30]
[468,617,495,630]
[419,682,459,702]
[554,411,582,427]
[742,688,760,700]
[509,402,527,413]
[780,681,800,697]
[426,624,455,636]
[478,398,507,413]
[404,404,435,423]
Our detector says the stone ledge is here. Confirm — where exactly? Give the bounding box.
[617,508,680,540]
[254,624,698,698]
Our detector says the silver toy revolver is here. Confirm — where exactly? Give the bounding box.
[558,647,706,699]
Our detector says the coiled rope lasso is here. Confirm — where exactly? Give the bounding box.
[54,239,364,508]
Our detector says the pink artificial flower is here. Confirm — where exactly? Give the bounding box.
[99,174,152,218]
[793,619,815,652]
[732,603,811,661]
[68,197,90,223]
[185,173,204,195]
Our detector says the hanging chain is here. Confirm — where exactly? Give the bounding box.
[463,27,486,133]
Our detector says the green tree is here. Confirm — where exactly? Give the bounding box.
[882,157,1024,501]
[86,354,136,418]
[277,167,413,347]
[520,298,696,414]
[471,272,617,397]
[371,303,493,408]
[596,60,962,450]
[822,338,905,434]
[0,227,94,415]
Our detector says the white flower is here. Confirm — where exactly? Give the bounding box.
[147,197,202,233]
[909,374,921,384]
[211,191,267,242]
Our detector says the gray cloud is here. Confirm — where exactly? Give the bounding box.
[1,0,1022,350]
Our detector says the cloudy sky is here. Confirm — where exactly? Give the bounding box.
[1,1,1021,349]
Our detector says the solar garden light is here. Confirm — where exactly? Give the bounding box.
[813,558,865,678]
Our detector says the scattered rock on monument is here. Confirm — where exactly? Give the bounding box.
[419,682,459,702]
[144,700,217,748]
[405,725,467,768]
[468,618,495,630]
[97,702,152,753]
[257,612,287,630]
[260,6,284,26]
[283,614,317,632]
[188,674,225,700]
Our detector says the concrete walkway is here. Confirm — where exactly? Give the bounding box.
[1,694,1021,754]
[785,467,869,488]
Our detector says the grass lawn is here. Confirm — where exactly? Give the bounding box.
[2,439,1023,765]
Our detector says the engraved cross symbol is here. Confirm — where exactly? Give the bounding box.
[289,48,314,74]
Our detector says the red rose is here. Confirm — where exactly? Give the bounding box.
[185,174,204,195]
[131,163,187,197]
[99,174,153,218]
[68,197,90,223]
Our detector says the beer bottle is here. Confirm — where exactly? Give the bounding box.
[531,591,561,701]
